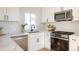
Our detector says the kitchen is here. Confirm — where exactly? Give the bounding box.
[0,7,79,51]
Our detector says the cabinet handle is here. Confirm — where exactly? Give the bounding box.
[72,39,76,41]
[37,38,39,43]
[47,19,48,22]
[7,15,8,20]
[4,15,8,20]
[4,15,6,20]
[78,46,79,51]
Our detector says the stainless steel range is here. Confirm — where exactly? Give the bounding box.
[51,31,74,51]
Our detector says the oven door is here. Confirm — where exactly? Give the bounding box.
[51,38,69,51]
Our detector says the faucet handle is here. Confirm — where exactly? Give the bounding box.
[31,24,35,32]
[31,24,35,28]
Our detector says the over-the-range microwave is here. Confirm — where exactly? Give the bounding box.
[54,9,72,22]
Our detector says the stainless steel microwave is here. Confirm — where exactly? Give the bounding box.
[54,9,72,22]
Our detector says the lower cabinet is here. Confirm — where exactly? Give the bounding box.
[44,32,51,50]
[69,35,79,51]
[28,33,44,51]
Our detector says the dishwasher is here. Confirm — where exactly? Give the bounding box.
[11,35,28,51]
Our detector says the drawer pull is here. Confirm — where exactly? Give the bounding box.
[77,46,79,51]
[37,38,39,43]
[72,39,76,41]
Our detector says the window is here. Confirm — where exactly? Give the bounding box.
[25,13,36,31]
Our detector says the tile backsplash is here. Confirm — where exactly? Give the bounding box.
[0,21,79,35]
[42,21,79,34]
[55,21,79,33]
[0,22,21,35]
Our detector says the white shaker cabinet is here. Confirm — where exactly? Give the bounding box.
[7,7,20,21]
[64,7,79,21]
[0,7,20,21]
[38,33,45,50]
[28,33,44,51]
[42,7,61,23]
[69,34,79,51]
[0,7,6,21]
[44,32,51,50]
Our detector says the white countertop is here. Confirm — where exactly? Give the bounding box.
[10,31,50,37]
[0,35,24,51]
[70,33,79,37]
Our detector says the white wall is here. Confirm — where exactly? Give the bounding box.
[0,22,21,35]
[19,7,43,31]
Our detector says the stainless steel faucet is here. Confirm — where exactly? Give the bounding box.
[31,24,35,32]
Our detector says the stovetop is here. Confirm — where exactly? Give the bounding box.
[52,31,74,35]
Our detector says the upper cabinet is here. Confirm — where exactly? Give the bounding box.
[42,7,61,23]
[7,7,20,21]
[63,7,79,21]
[0,8,5,21]
[0,7,20,21]
[42,7,79,23]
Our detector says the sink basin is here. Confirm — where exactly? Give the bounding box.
[27,31,39,33]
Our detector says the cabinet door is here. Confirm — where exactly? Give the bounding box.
[42,7,61,23]
[0,7,6,21]
[38,33,44,50]
[28,34,39,51]
[47,8,55,22]
[64,7,79,21]
[69,39,78,51]
[7,7,20,21]
[42,7,49,23]
[0,7,20,21]
[72,8,79,21]
[69,36,79,51]
[42,7,55,23]
[44,32,51,50]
